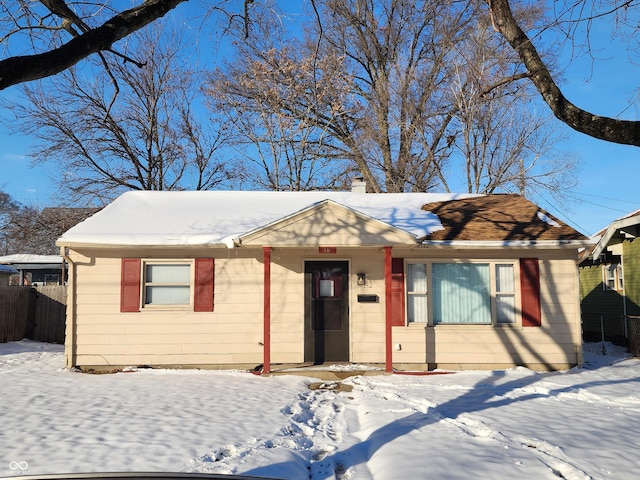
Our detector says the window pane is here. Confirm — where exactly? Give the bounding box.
[604,265,620,290]
[408,294,428,323]
[433,263,491,324]
[145,286,190,305]
[407,263,427,293]
[496,264,514,293]
[496,294,516,324]
[617,265,624,290]
[146,264,190,283]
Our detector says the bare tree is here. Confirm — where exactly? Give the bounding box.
[0,191,18,220]
[0,205,38,255]
[444,6,577,201]
[210,0,472,192]
[208,0,573,198]
[208,17,357,191]
[6,24,232,203]
[223,106,349,191]
[0,205,99,255]
[486,0,640,146]
[0,191,20,254]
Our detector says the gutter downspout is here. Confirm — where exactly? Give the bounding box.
[60,246,75,369]
[575,261,584,368]
[384,246,393,373]
[622,251,628,339]
[263,247,272,374]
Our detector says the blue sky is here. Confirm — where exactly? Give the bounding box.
[1,2,639,237]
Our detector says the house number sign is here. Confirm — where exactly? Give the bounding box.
[318,247,337,254]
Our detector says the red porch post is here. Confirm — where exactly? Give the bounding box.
[263,246,272,374]
[384,246,393,373]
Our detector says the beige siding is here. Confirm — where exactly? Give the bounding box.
[66,244,581,371]
[68,249,267,368]
[386,254,581,370]
[349,249,386,363]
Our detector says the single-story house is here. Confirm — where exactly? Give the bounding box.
[579,209,640,346]
[0,264,18,285]
[0,254,66,286]
[57,190,590,372]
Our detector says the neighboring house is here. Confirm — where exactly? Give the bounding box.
[0,264,18,285]
[0,254,66,286]
[57,190,590,373]
[579,209,640,346]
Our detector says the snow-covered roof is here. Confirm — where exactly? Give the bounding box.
[57,191,478,248]
[0,264,18,274]
[536,211,561,227]
[0,254,64,265]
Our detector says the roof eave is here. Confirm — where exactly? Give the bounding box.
[56,241,231,250]
[592,214,640,259]
[419,239,594,249]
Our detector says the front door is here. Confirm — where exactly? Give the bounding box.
[304,261,349,363]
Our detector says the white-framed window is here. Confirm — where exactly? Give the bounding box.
[603,264,623,291]
[405,261,518,325]
[407,263,428,323]
[143,262,191,306]
[495,263,516,324]
[121,257,214,313]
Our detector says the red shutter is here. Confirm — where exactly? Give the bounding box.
[391,258,405,326]
[194,258,214,312]
[520,258,541,327]
[120,258,141,313]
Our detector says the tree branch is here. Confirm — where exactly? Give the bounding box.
[481,72,530,97]
[487,0,640,146]
[0,0,185,90]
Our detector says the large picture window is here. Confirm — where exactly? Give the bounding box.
[433,263,491,325]
[403,260,521,326]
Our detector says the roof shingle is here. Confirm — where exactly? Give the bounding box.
[422,194,587,241]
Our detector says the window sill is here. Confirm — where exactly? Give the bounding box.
[426,323,521,329]
[398,323,523,329]
[430,324,492,329]
[141,304,192,312]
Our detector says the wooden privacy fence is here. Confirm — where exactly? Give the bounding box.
[0,285,67,344]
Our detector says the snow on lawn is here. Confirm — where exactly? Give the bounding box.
[1,341,640,479]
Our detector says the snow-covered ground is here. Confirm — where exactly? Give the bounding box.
[1,341,639,479]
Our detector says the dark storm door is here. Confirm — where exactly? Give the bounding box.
[304,261,349,363]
